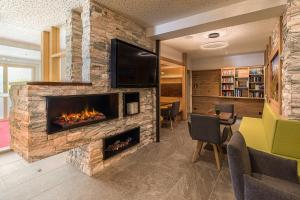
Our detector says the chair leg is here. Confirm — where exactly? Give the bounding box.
[212,144,222,171]
[192,141,203,162]
[170,119,173,130]
[217,144,224,161]
[229,126,233,138]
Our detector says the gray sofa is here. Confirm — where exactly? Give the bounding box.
[227,132,300,200]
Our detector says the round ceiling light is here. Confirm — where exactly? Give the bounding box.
[208,32,220,38]
[201,41,228,50]
[204,30,227,39]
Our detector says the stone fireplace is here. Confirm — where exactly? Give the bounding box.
[9,0,156,176]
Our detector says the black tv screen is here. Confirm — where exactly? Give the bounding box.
[111,39,158,88]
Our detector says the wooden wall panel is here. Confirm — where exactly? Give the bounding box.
[192,70,221,96]
[50,27,60,81]
[192,96,264,118]
[161,84,182,97]
[41,31,50,81]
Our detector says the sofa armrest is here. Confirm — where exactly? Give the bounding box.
[244,175,300,200]
[248,147,298,183]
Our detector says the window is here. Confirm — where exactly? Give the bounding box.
[0,65,34,120]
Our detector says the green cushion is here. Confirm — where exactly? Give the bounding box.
[261,103,279,150]
[239,117,269,153]
[298,161,300,180]
[273,119,300,159]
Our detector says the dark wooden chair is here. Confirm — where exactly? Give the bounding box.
[215,103,237,137]
[188,114,229,171]
[161,101,180,129]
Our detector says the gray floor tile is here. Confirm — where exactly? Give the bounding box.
[0,121,238,200]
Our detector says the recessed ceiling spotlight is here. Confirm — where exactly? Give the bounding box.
[208,32,220,38]
[201,41,228,50]
[184,35,194,39]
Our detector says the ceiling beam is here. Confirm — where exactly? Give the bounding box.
[0,37,40,51]
[147,0,287,40]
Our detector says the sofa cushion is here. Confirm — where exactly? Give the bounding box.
[244,174,300,200]
[276,155,300,180]
[272,119,300,159]
[261,103,279,150]
[252,173,300,196]
[239,117,269,152]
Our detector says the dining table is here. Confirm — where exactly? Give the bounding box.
[160,101,175,110]
[207,109,233,123]
[160,102,172,107]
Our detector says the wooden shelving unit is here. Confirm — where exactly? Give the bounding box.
[249,67,265,98]
[221,66,265,99]
[221,67,235,97]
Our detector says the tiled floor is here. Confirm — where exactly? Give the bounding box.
[0,121,239,200]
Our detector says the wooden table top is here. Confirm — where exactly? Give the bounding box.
[160,102,173,107]
[207,111,232,121]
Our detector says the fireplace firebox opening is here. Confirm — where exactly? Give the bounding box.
[103,127,140,160]
[46,93,119,134]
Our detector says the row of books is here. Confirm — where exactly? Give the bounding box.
[250,68,264,75]
[222,85,234,90]
[222,77,234,83]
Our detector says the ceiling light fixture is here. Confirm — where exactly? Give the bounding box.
[208,32,220,38]
[204,30,227,39]
[201,41,228,50]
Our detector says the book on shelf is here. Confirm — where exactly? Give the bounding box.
[249,91,264,98]
[222,91,234,97]
[222,77,234,83]
[222,69,234,76]
[249,68,264,75]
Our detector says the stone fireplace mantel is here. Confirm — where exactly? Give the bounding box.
[25,81,93,86]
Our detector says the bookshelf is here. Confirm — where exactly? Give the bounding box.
[221,67,235,97]
[221,66,265,99]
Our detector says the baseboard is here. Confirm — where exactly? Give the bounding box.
[0,146,11,154]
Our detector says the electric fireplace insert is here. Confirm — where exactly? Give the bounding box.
[46,93,119,134]
[103,127,140,160]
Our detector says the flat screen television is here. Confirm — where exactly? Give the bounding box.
[111,39,158,88]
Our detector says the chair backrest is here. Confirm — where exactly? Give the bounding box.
[261,103,279,150]
[170,101,180,118]
[273,119,300,159]
[189,114,221,144]
[215,103,234,115]
[227,132,252,200]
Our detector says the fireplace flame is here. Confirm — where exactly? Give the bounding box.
[54,107,106,127]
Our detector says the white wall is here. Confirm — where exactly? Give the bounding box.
[189,52,265,70]
[161,43,183,63]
